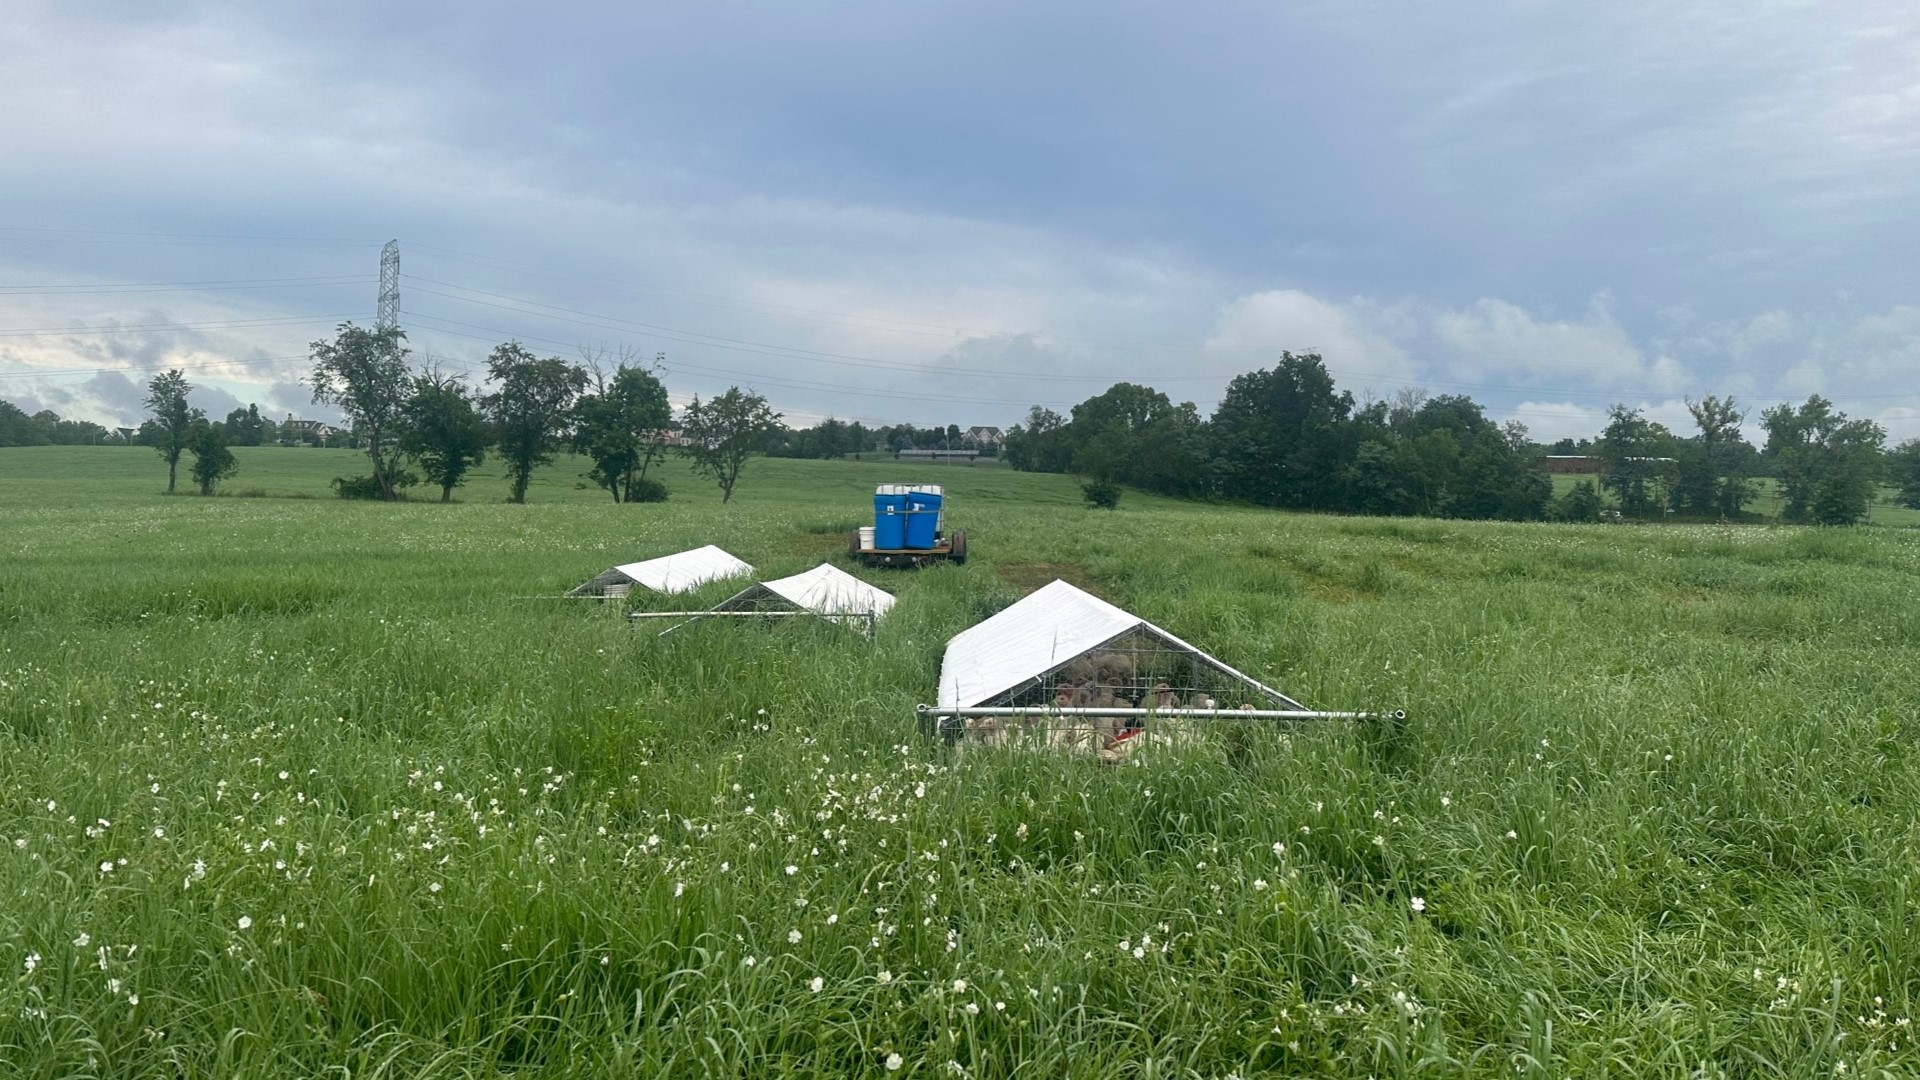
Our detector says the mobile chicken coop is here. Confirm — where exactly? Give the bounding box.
[851,484,967,567]
[566,545,753,598]
[627,562,895,635]
[920,580,1397,760]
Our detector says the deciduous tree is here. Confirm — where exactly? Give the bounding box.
[1761,396,1885,524]
[680,387,781,503]
[1210,352,1355,509]
[1890,439,1920,511]
[572,348,672,502]
[186,419,237,495]
[483,343,587,503]
[401,367,489,502]
[1596,406,1675,517]
[308,323,412,500]
[142,369,200,493]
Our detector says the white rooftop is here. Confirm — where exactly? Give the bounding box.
[574,545,753,596]
[716,563,894,623]
[935,579,1305,710]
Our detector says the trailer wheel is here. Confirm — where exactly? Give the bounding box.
[950,530,967,564]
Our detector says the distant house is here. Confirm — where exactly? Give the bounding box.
[282,419,339,443]
[113,427,139,443]
[962,426,1005,450]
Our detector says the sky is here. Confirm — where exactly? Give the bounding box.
[3,0,1918,442]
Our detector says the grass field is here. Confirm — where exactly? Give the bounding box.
[4,446,1920,1077]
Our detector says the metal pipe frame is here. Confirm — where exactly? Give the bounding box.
[917,705,1402,721]
[625,610,819,619]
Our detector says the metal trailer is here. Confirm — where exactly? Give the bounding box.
[851,483,968,567]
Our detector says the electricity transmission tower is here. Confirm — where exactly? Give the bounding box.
[377,239,400,332]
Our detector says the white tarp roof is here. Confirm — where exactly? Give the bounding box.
[574,545,753,596]
[716,563,894,621]
[935,579,1305,710]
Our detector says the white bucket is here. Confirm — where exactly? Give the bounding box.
[858,526,875,551]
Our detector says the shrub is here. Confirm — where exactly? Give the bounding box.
[332,471,417,500]
[1081,480,1121,509]
[626,477,670,503]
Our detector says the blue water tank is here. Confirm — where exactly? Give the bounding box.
[873,485,908,549]
[905,485,943,549]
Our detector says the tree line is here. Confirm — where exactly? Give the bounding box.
[762,420,992,459]
[17,341,1920,523]
[123,323,785,502]
[984,352,1915,525]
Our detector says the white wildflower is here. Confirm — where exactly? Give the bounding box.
[1410,896,1427,913]
[810,976,824,992]
[885,1053,903,1072]
[237,916,252,931]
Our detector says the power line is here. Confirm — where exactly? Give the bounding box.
[0,313,359,339]
[0,224,374,245]
[0,275,373,295]
[0,353,314,381]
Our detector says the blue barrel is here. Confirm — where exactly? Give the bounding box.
[873,486,908,549]
[905,488,943,549]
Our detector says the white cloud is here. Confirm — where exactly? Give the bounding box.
[1431,295,1688,393]
[1205,290,1416,391]
[1505,398,1704,444]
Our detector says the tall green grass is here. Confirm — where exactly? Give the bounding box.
[3,448,1919,1076]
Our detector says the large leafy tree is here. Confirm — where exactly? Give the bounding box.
[1673,395,1757,517]
[308,323,412,500]
[572,351,672,502]
[1596,406,1676,517]
[223,404,266,446]
[401,367,490,502]
[185,420,237,495]
[1889,439,1920,511]
[142,369,200,493]
[483,343,587,503]
[1210,352,1356,509]
[1002,406,1074,473]
[679,387,782,503]
[1761,395,1885,524]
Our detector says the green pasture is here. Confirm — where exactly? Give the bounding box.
[3,446,1920,1076]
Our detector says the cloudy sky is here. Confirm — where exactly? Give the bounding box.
[4,1,1918,440]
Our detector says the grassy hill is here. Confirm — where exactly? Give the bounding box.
[3,446,1919,1075]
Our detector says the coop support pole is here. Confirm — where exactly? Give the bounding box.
[916,705,1403,721]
